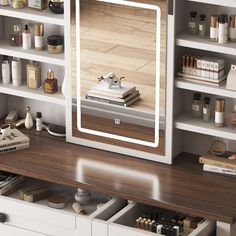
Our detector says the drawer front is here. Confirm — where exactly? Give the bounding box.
[0,223,47,236]
[0,196,76,236]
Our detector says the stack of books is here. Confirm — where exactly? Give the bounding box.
[85,81,140,107]
[0,129,30,153]
[199,152,236,176]
[0,172,24,195]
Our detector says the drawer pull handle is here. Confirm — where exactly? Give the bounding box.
[0,213,7,223]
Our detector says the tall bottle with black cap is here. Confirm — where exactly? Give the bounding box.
[22,24,32,50]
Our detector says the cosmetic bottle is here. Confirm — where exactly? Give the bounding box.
[229,15,236,42]
[2,56,10,84]
[192,93,202,118]
[0,0,9,6]
[28,0,47,10]
[188,11,198,35]
[203,97,211,122]
[11,0,25,8]
[198,14,206,38]
[44,69,58,94]
[34,23,44,51]
[10,24,22,47]
[210,15,218,42]
[218,14,228,44]
[27,61,41,89]
[25,107,34,129]
[36,112,43,131]
[22,24,31,50]
[215,98,225,127]
[11,57,22,87]
[228,105,236,129]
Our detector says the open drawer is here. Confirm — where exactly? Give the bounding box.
[76,197,127,236]
[107,202,216,236]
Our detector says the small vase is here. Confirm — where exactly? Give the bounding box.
[25,107,34,129]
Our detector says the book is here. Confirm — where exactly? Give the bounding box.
[23,187,51,202]
[203,164,236,176]
[89,81,136,98]
[86,89,140,103]
[0,129,29,148]
[0,142,30,154]
[199,152,236,170]
[0,175,24,195]
[86,93,140,107]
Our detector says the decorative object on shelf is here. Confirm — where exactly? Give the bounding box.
[1,56,10,84]
[11,0,25,9]
[218,14,228,44]
[22,24,32,50]
[34,23,44,51]
[229,15,236,42]
[61,77,66,96]
[28,0,47,10]
[210,15,218,42]
[198,14,206,38]
[228,105,236,129]
[0,124,11,138]
[48,194,69,209]
[27,61,41,89]
[203,97,211,122]
[98,72,124,89]
[75,189,91,205]
[47,35,64,54]
[5,110,18,124]
[10,24,22,47]
[72,202,87,215]
[226,64,236,91]
[0,0,9,6]
[44,124,66,137]
[24,106,34,129]
[210,138,226,156]
[11,57,22,87]
[36,112,43,131]
[49,0,64,14]
[215,98,225,127]
[44,69,58,94]
[188,11,198,35]
[22,185,51,202]
[192,93,202,118]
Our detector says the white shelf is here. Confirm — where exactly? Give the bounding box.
[175,78,236,99]
[176,32,236,56]
[187,0,236,8]
[0,6,64,26]
[0,83,65,106]
[0,40,65,66]
[175,113,236,140]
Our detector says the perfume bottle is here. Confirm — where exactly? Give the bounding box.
[27,61,41,89]
[228,105,236,129]
[2,56,10,84]
[188,11,198,35]
[22,24,31,50]
[210,15,218,42]
[203,97,211,122]
[215,98,225,127]
[11,0,25,8]
[192,93,202,118]
[44,69,58,94]
[10,24,22,47]
[34,23,44,51]
[198,14,206,38]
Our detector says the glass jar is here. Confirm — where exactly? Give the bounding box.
[199,14,207,38]
[188,11,198,35]
[203,97,211,122]
[192,93,202,118]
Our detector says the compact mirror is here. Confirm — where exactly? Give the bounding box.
[69,0,169,161]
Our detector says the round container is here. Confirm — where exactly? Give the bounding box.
[47,35,64,54]
[49,0,64,14]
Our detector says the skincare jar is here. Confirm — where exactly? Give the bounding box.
[47,35,64,54]
[49,0,64,14]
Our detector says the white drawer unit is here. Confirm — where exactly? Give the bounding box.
[107,202,216,236]
[76,197,127,236]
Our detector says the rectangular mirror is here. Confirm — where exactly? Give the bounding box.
[68,0,172,162]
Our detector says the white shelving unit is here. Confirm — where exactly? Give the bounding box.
[186,0,236,8]
[0,6,65,26]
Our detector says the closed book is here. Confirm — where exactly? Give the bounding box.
[90,81,136,98]
[0,175,24,195]
[0,129,29,148]
[19,184,45,200]
[0,142,30,154]
[199,152,236,170]
[203,164,236,176]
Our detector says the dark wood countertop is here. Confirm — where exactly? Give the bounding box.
[0,130,236,224]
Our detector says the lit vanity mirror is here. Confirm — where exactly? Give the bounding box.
[69,0,169,161]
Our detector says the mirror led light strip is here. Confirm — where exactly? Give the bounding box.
[77,0,161,148]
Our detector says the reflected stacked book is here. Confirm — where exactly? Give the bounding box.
[199,152,236,176]
[0,172,24,195]
[85,82,140,107]
[0,129,30,153]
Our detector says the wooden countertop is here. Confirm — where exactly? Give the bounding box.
[0,130,236,224]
